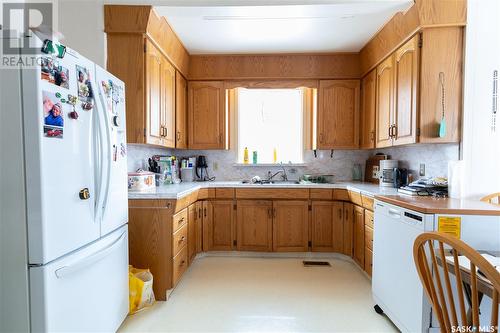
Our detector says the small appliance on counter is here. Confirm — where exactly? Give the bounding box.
[365,154,389,184]
[379,160,399,187]
[196,155,213,181]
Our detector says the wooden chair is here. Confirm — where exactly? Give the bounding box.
[413,232,500,333]
[481,193,500,205]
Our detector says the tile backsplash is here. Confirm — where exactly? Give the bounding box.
[127,143,459,181]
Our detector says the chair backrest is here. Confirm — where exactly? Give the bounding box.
[413,232,500,333]
[481,193,500,205]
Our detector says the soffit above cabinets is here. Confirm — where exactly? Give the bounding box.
[154,1,413,54]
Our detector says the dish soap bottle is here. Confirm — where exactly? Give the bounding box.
[273,148,277,164]
[243,147,249,164]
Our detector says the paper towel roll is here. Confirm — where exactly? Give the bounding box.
[448,160,464,198]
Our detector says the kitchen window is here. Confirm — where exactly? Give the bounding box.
[236,88,309,164]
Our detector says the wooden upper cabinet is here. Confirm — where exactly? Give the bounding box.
[353,205,365,267]
[175,72,188,149]
[360,70,377,149]
[145,40,163,146]
[393,34,419,146]
[311,202,335,252]
[317,80,360,149]
[273,201,309,252]
[188,81,226,149]
[161,56,176,148]
[376,55,395,148]
[236,200,273,252]
[418,27,463,143]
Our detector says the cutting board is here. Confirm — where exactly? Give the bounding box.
[365,154,389,184]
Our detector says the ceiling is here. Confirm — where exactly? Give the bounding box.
[154,1,413,54]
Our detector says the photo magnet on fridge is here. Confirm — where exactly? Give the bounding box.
[76,65,94,109]
[42,90,64,139]
[41,57,70,89]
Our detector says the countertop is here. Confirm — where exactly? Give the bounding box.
[374,195,500,216]
[128,181,500,215]
[128,181,399,200]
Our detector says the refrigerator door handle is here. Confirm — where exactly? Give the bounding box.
[93,95,106,223]
[100,91,113,220]
[54,231,126,279]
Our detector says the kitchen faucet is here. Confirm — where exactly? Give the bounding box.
[267,163,288,181]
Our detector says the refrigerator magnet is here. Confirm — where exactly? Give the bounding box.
[42,90,64,139]
[40,57,69,89]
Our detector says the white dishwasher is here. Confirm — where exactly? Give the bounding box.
[372,200,434,333]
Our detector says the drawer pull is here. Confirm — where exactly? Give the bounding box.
[179,236,186,243]
[180,260,186,266]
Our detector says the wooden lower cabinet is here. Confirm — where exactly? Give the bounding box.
[204,200,234,251]
[236,200,273,251]
[311,201,336,252]
[353,205,365,267]
[342,202,354,256]
[365,247,373,277]
[187,204,197,264]
[195,201,203,254]
[273,201,309,252]
[128,199,174,301]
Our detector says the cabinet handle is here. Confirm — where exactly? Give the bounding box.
[204,207,207,217]
[273,208,277,218]
[388,125,392,138]
[338,208,343,219]
[267,208,272,219]
[198,208,202,219]
[177,131,181,141]
[164,126,168,137]
[218,133,223,144]
[370,130,375,141]
[392,125,398,138]
[179,236,186,242]
[319,133,324,143]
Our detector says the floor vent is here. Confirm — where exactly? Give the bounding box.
[302,261,331,267]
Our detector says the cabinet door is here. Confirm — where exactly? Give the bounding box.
[360,70,377,149]
[332,202,345,253]
[353,205,365,267]
[393,34,419,146]
[195,201,203,254]
[128,203,172,300]
[342,202,354,257]
[202,200,213,251]
[236,200,272,251]
[161,57,176,148]
[205,201,234,251]
[187,204,196,264]
[175,72,188,149]
[145,40,163,146]
[311,201,335,252]
[273,201,309,252]
[317,80,360,149]
[188,81,225,149]
[376,55,395,148]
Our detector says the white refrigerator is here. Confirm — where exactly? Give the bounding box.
[1,35,129,332]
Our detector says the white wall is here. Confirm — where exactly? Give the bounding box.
[57,0,106,66]
[462,0,500,199]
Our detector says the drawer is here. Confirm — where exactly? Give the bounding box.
[310,189,333,200]
[349,190,363,206]
[172,208,188,233]
[215,188,235,199]
[333,189,349,201]
[198,188,215,200]
[172,246,188,287]
[365,225,373,250]
[364,247,373,277]
[364,209,374,228]
[172,223,188,256]
[361,195,374,211]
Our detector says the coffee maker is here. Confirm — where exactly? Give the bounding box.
[195,155,209,181]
